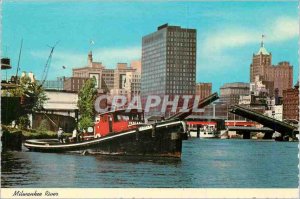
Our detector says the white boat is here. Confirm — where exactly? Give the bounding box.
[187,122,218,138]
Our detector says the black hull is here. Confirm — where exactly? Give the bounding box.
[24,121,188,158]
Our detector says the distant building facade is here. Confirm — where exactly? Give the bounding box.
[282,83,299,121]
[220,82,250,120]
[250,39,293,97]
[124,71,141,102]
[114,63,132,89]
[42,77,65,90]
[196,83,212,100]
[265,105,283,121]
[141,24,196,116]
[63,77,89,92]
[68,51,140,95]
[71,51,107,93]
[250,76,274,97]
[220,82,250,105]
[102,69,115,91]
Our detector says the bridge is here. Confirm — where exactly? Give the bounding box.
[167,92,219,121]
[230,105,298,137]
[227,126,274,139]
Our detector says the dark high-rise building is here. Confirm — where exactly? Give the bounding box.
[141,24,196,115]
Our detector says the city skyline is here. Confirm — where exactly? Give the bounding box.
[2,1,298,92]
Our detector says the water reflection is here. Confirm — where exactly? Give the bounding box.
[1,139,298,188]
[1,151,41,187]
[93,154,182,165]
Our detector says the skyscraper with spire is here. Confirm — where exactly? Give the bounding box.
[250,35,293,97]
[250,35,272,83]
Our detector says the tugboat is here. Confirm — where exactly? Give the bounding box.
[24,93,218,158]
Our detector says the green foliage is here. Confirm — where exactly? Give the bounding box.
[4,75,48,111]
[77,77,97,130]
[30,83,48,111]
[78,116,94,130]
[17,115,30,130]
[37,119,50,132]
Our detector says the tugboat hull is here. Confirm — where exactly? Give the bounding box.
[24,121,187,158]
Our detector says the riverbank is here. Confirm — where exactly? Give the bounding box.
[1,125,71,151]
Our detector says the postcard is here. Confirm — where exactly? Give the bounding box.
[1,1,299,198]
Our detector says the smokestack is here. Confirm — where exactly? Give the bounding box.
[88,51,93,66]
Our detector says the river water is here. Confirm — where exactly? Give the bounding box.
[1,139,298,188]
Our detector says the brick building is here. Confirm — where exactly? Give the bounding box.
[196,83,212,100]
[63,77,89,92]
[71,51,108,93]
[283,83,299,121]
[67,51,140,94]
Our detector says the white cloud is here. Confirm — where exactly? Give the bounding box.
[202,29,257,54]
[267,16,299,42]
[202,16,298,55]
[199,16,298,72]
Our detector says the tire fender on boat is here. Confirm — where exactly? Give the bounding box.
[135,128,139,141]
[151,123,156,137]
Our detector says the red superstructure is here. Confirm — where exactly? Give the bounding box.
[186,121,217,126]
[225,120,256,127]
[94,109,144,137]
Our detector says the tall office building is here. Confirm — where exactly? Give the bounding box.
[196,83,212,100]
[250,37,293,97]
[141,24,196,115]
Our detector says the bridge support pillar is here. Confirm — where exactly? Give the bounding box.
[263,132,273,139]
[243,131,251,139]
[197,126,200,138]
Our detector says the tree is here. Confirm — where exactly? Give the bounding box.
[37,119,51,132]
[77,77,98,130]
[3,75,48,129]
[4,75,48,111]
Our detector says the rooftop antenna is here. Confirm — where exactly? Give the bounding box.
[15,39,23,84]
[261,34,265,47]
[90,39,95,51]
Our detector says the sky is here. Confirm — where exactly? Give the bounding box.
[2,1,299,92]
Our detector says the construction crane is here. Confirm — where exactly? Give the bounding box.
[14,39,23,84]
[40,41,59,86]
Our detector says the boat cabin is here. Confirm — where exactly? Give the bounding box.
[186,121,217,132]
[94,109,144,137]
